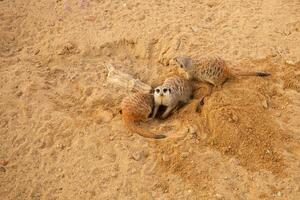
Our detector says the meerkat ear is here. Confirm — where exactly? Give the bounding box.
[169,88,172,93]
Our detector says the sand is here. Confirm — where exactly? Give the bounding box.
[1,0,300,199]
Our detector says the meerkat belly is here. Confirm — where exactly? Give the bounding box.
[162,98,172,106]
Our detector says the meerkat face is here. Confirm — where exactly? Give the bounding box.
[154,86,172,105]
[154,86,171,96]
[173,55,193,70]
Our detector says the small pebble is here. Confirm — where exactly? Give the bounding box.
[275,112,281,117]
[34,49,40,55]
[277,191,282,197]
[0,166,6,173]
[188,124,198,134]
[215,193,223,199]
[228,114,239,122]
[232,114,239,122]
[131,168,137,174]
[262,100,268,108]
[109,136,115,141]
[181,152,189,158]
[0,159,8,166]
[207,2,215,8]
[57,144,65,150]
[131,152,141,161]
[111,171,118,177]
[98,110,113,123]
[285,60,295,65]
[162,155,170,162]
[16,90,23,97]
[191,26,199,33]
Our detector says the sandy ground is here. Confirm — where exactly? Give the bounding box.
[1,0,300,199]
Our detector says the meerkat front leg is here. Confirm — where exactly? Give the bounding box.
[170,104,180,115]
[151,104,160,119]
[161,103,177,119]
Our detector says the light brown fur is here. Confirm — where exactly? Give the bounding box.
[121,92,166,139]
[152,76,192,119]
[173,55,271,86]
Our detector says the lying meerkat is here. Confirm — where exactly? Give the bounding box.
[121,92,166,139]
[173,55,271,86]
[152,75,192,119]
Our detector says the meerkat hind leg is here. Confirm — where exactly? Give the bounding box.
[170,104,180,115]
[143,118,153,122]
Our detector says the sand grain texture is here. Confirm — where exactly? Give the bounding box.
[1,0,300,199]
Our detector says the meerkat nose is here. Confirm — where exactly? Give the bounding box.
[160,94,163,96]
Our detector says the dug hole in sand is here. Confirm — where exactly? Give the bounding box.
[1,0,300,199]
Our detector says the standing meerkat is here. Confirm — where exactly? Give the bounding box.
[173,55,271,86]
[152,76,192,119]
[121,92,166,139]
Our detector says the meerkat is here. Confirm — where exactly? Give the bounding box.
[173,55,271,86]
[152,75,192,119]
[121,92,166,139]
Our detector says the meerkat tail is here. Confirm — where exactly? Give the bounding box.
[231,70,271,77]
[126,121,166,139]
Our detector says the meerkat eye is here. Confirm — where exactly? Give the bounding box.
[180,63,184,68]
[155,88,160,93]
[163,88,168,93]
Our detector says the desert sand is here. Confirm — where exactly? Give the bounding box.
[1,0,300,199]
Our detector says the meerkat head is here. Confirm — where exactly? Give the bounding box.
[154,86,172,105]
[173,55,193,70]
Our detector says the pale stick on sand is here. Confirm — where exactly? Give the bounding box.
[105,63,152,93]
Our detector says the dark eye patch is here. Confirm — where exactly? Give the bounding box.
[155,88,160,93]
[163,88,168,93]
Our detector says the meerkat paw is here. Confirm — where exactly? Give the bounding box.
[161,111,171,119]
[161,114,168,119]
[143,118,153,122]
[170,105,179,114]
